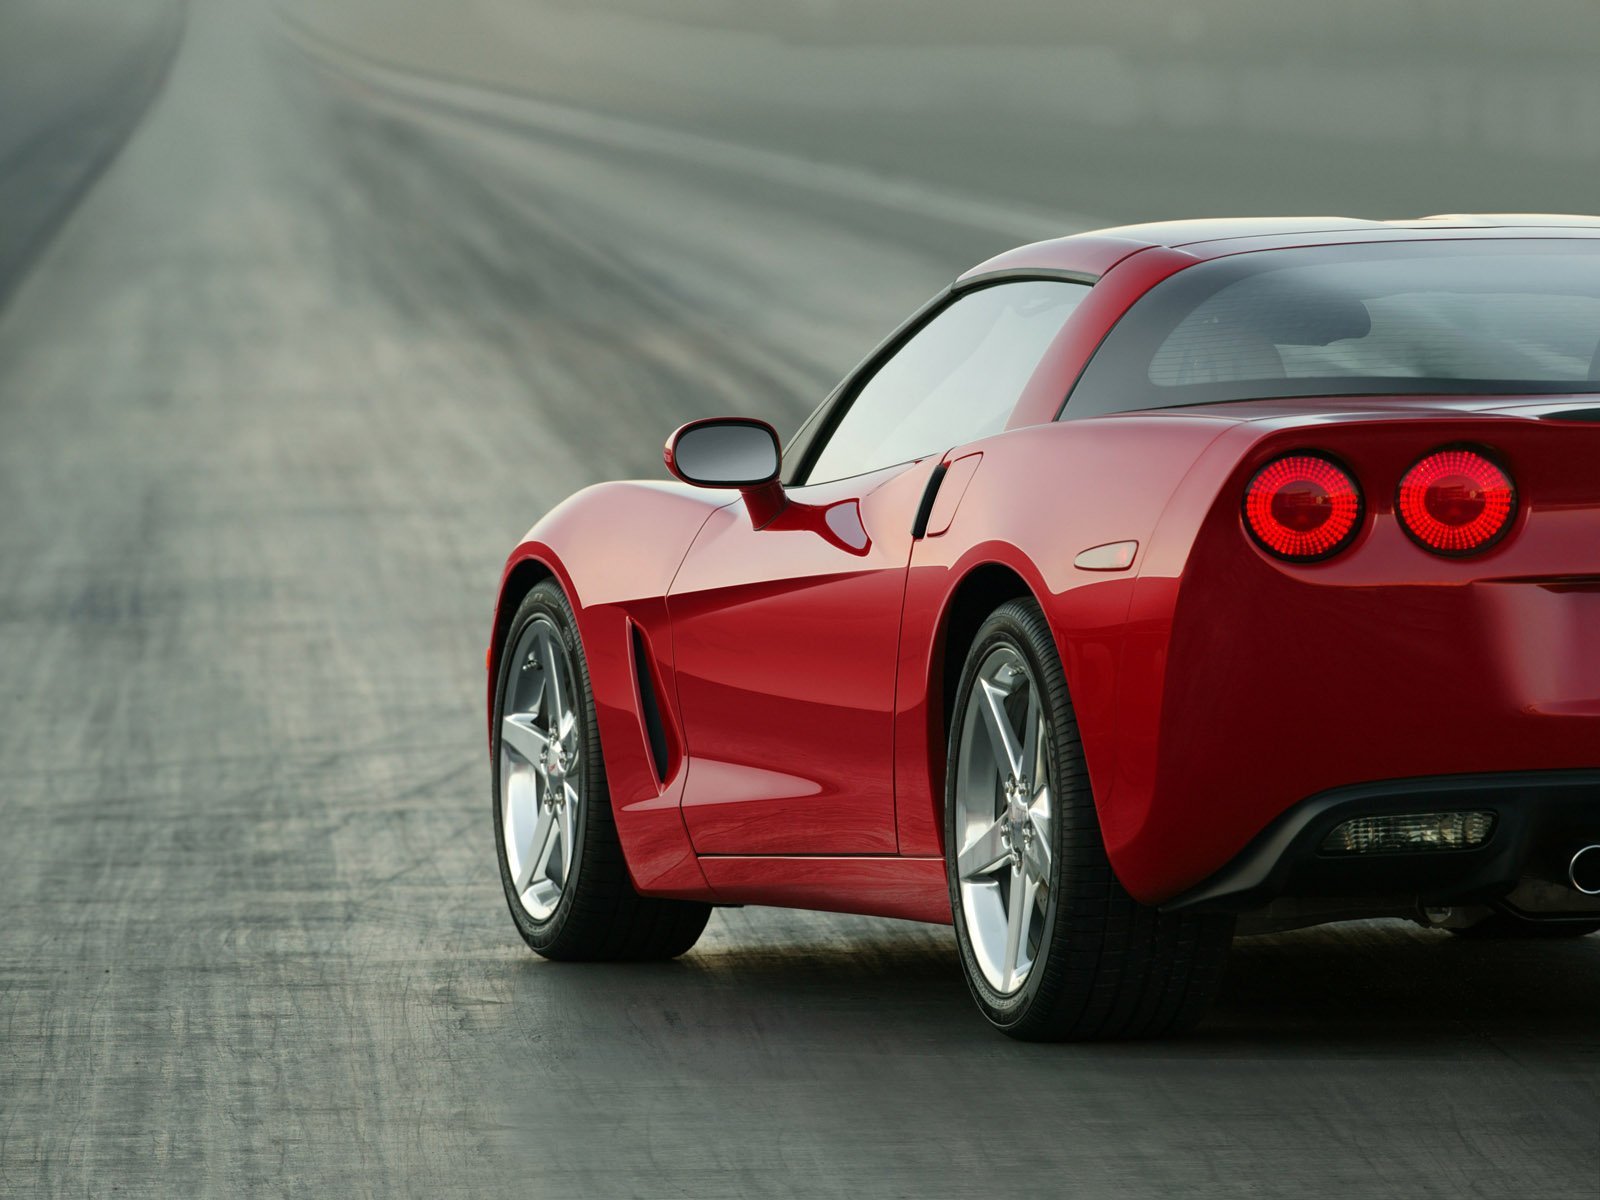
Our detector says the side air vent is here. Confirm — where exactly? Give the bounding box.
[631,624,671,783]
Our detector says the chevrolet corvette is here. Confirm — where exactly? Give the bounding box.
[488,216,1600,1040]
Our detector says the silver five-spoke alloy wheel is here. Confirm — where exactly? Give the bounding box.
[953,645,1053,995]
[499,615,582,921]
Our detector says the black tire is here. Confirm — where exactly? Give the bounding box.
[492,580,710,960]
[945,597,1234,1041]
[1449,914,1600,940]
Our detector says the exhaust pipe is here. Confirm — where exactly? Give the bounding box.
[1569,845,1600,895]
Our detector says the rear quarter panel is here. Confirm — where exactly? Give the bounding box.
[895,416,1235,855]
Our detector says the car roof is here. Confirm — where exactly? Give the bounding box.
[961,214,1600,280]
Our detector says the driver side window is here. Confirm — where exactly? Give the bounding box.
[805,279,1089,484]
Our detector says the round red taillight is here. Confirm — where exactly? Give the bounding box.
[1243,454,1363,561]
[1396,448,1516,556]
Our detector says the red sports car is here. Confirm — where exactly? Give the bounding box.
[488,216,1600,1040]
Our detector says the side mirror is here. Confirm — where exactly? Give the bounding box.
[664,417,786,526]
[665,417,781,488]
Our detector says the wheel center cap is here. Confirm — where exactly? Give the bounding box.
[1002,779,1030,853]
[1007,794,1028,827]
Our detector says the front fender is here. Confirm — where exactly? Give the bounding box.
[489,480,726,897]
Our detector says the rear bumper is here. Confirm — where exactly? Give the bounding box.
[1163,769,1600,917]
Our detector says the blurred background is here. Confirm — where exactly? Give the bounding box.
[3,1,1597,1195]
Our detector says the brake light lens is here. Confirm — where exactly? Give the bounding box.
[1243,454,1363,561]
[1396,448,1515,556]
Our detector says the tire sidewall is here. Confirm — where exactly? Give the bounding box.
[945,602,1069,1030]
[492,583,595,952]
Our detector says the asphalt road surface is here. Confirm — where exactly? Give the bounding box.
[0,0,184,309]
[2,2,1598,1196]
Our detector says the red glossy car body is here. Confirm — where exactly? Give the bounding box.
[490,216,1600,928]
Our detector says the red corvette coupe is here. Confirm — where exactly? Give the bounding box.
[488,216,1600,1040]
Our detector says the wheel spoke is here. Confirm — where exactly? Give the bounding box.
[559,782,579,880]
[533,805,563,885]
[538,627,568,735]
[1020,688,1042,788]
[1025,786,1052,884]
[1021,829,1051,887]
[978,678,1023,780]
[1001,864,1027,991]
[501,712,549,765]
[502,773,534,887]
[514,805,556,892]
[1015,873,1040,977]
[957,818,1010,880]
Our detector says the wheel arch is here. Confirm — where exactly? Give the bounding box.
[488,555,556,705]
[935,561,1038,747]
[899,533,1131,864]
[915,555,1080,861]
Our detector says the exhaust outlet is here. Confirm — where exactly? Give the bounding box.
[1569,845,1600,895]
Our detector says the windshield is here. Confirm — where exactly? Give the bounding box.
[1063,240,1600,418]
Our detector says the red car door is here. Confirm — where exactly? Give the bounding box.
[664,278,1092,856]
[667,459,941,854]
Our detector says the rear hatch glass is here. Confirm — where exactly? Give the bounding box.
[1066,240,1600,418]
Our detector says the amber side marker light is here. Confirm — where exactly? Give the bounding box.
[1073,540,1138,571]
[1242,453,1363,562]
[1396,448,1516,556]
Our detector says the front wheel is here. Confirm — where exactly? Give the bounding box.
[945,598,1233,1040]
[493,581,710,960]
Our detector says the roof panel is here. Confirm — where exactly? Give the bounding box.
[960,214,1600,276]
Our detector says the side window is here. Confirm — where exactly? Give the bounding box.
[804,280,1089,484]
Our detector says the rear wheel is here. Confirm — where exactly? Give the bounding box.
[945,597,1233,1040]
[493,581,710,960]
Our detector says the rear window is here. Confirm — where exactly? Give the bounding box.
[1064,240,1600,418]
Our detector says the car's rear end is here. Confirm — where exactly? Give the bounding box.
[1134,399,1600,929]
[1066,230,1600,928]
